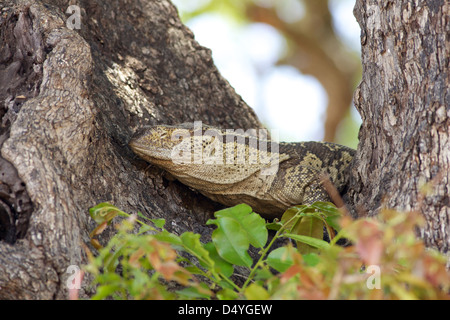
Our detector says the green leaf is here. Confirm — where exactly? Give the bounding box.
[217,287,239,300]
[254,266,274,281]
[154,230,182,246]
[214,203,253,218]
[151,218,166,229]
[292,215,325,254]
[311,202,341,231]
[209,216,253,267]
[204,242,234,278]
[138,224,154,234]
[128,268,152,296]
[95,272,123,285]
[240,212,268,248]
[89,202,128,225]
[266,247,294,272]
[217,279,236,291]
[103,241,126,273]
[137,211,149,221]
[282,233,330,250]
[303,253,321,267]
[177,284,212,299]
[311,201,340,216]
[212,204,268,248]
[180,232,215,268]
[91,284,122,300]
[244,283,270,300]
[266,220,282,231]
[280,205,306,231]
[136,212,166,228]
[184,265,204,275]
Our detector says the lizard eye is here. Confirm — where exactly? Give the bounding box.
[171,134,183,143]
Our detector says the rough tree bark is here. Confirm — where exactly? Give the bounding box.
[347,0,449,254]
[0,0,262,299]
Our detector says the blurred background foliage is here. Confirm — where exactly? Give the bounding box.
[172,0,362,148]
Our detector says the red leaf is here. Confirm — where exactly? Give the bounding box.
[355,220,383,266]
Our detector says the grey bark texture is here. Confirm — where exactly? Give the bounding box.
[0,0,261,299]
[346,0,449,254]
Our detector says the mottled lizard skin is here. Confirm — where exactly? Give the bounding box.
[129,123,355,218]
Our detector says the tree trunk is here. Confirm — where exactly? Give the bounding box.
[347,0,449,254]
[0,0,262,299]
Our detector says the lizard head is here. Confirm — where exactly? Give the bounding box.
[129,124,196,164]
[129,123,284,174]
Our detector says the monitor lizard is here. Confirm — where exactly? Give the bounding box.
[129,123,355,219]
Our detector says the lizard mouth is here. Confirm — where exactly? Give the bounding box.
[129,138,174,162]
[128,137,147,154]
[128,142,146,155]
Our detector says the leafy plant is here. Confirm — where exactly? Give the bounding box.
[82,202,449,300]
